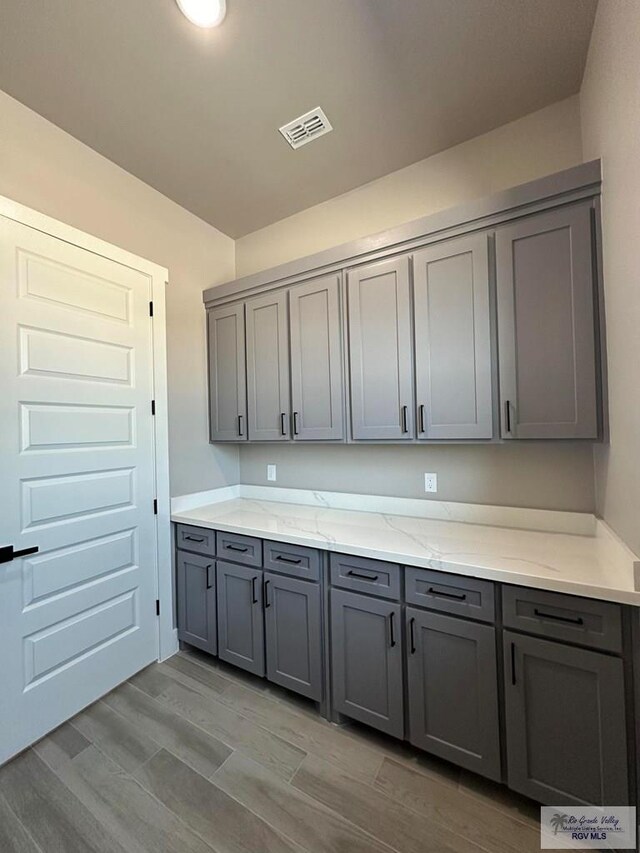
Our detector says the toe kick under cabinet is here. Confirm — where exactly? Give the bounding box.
[175,523,637,808]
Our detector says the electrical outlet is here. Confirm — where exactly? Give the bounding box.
[424,473,438,493]
[267,464,277,482]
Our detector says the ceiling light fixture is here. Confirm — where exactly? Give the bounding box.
[176,0,227,28]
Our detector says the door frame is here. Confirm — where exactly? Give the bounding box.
[0,194,176,662]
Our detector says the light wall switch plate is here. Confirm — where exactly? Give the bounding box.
[424,473,438,493]
[267,464,277,482]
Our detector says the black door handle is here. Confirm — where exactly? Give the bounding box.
[206,565,213,590]
[418,404,426,434]
[251,576,258,604]
[401,405,408,433]
[238,414,244,437]
[504,400,512,434]
[280,412,287,436]
[0,545,39,564]
[533,608,584,626]
[427,586,466,601]
[275,555,302,565]
[409,617,416,654]
[264,578,271,607]
[388,611,396,648]
[510,642,517,686]
[293,411,300,436]
[347,570,379,581]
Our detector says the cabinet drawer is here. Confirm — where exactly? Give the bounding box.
[263,540,320,582]
[405,568,495,623]
[216,531,262,567]
[502,586,622,653]
[175,524,216,557]
[330,553,400,600]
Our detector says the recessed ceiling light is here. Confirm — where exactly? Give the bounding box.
[176,0,227,28]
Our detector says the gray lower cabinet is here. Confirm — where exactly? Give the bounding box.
[289,274,344,441]
[264,572,322,700]
[176,552,217,655]
[330,588,403,737]
[496,201,598,439]
[504,631,629,806]
[207,303,247,441]
[245,290,290,441]
[216,560,265,676]
[413,234,493,439]
[347,255,414,440]
[406,608,501,781]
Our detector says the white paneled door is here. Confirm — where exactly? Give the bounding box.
[0,215,160,764]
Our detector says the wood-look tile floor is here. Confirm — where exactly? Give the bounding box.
[0,649,544,853]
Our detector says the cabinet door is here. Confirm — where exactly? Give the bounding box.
[347,256,414,439]
[245,291,290,440]
[207,304,247,442]
[406,608,500,780]
[330,588,403,737]
[289,274,344,440]
[504,631,629,806]
[176,552,217,655]
[264,572,322,700]
[496,202,598,438]
[413,235,493,439]
[216,561,265,676]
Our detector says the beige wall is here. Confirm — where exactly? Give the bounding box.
[236,97,583,277]
[0,90,238,497]
[235,96,595,513]
[581,1,640,553]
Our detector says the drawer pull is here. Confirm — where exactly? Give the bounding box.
[533,608,584,627]
[264,578,271,608]
[275,555,302,565]
[206,565,213,590]
[184,535,206,543]
[347,570,379,582]
[388,611,396,648]
[428,586,466,601]
[409,617,416,654]
[225,543,249,553]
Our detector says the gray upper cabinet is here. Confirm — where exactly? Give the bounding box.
[208,304,247,441]
[347,256,414,439]
[176,551,217,655]
[216,560,265,676]
[496,201,598,439]
[413,235,493,439]
[245,290,290,441]
[264,571,323,700]
[407,608,501,781]
[330,588,404,737]
[289,274,344,440]
[504,631,629,806]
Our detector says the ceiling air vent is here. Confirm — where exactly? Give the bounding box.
[279,107,333,150]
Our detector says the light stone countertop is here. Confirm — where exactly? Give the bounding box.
[171,490,640,606]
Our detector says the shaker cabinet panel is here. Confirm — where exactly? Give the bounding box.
[504,631,629,806]
[289,274,344,440]
[216,561,265,676]
[264,572,322,700]
[330,588,403,737]
[413,235,493,439]
[208,304,247,441]
[406,609,501,780]
[245,291,290,441]
[347,256,414,440]
[496,202,598,438]
[176,552,217,655]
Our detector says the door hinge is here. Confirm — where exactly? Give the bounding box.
[151,400,156,415]
[149,301,154,317]
[153,499,158,515]
[156,599,160,616]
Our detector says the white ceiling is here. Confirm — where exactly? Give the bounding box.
[0,0,597,237]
